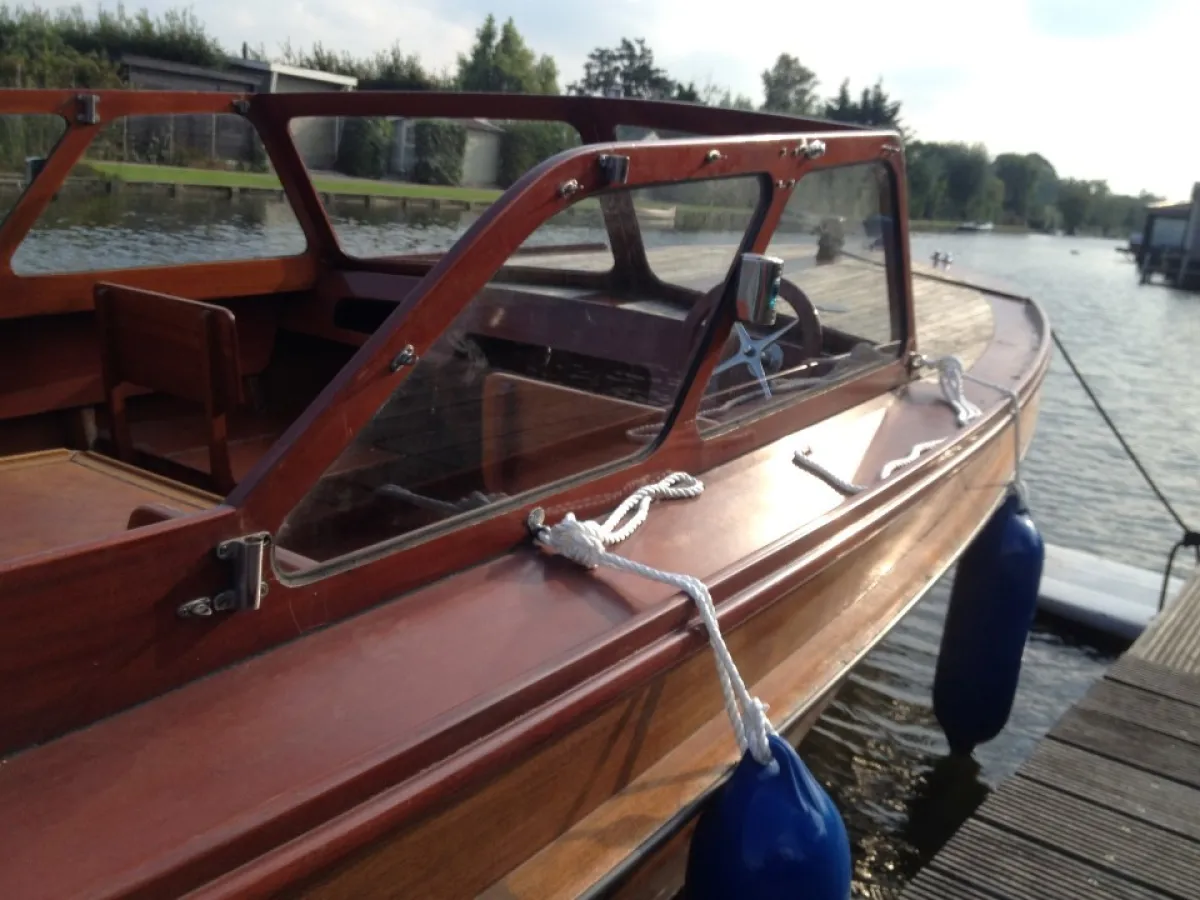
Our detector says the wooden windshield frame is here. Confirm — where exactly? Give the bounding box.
[0,89,913,591]
[225,122,913,581]
[0,91,917,754]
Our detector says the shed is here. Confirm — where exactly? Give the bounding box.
[390,118,505,188]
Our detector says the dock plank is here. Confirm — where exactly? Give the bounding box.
[901,869,1004,900]
[930,820,1169,900]
[977,777,1200,899]
[1052,706,1200,789]
[1132,572,1200,673]
[1108,655,1200,710]
[899,570,1200,900]
[1018,741,1200,841]
[1074,678,1200,745]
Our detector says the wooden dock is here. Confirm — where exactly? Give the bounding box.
[900,569,1200,900]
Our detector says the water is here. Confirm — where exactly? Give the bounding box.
[805,232,1200,898]
[16,194,1200,895]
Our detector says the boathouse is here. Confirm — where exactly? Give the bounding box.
[1137,182,1200,290]
[118,55,357,171]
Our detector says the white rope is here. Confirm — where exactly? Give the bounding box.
[793,447,865,495]
[917,354,1028,506]
[924,354,982,426]
[531,473,775,766]
[880,438,946,479]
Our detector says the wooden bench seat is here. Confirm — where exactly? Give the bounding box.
[0,449,219,566]
[94,283,251,494]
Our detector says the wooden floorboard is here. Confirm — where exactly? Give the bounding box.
[1074,678,1200,745]
[902,868,1006,900]
[899,570,1200,899]
[977,777,1200,899]
[930,820,1169,900]
[1109,655,1200,710]
[1051,706,1200,789]
[1018,741,1200,842]
[1131,572,1200,674]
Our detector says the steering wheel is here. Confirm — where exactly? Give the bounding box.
[711,280,822,398]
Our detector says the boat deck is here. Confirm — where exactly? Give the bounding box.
[527,244,997,369]
[901,568,1200,900]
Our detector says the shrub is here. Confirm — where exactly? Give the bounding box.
[335,117,394,179]
[412,120,466,186]
[498,121,578,187]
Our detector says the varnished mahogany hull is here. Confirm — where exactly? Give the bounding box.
[192,383,1042,900]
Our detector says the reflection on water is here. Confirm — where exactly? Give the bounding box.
[13,191,307,273]
[11,194,1193,896]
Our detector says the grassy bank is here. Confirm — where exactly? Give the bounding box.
[81,161,504,204]
[57,163,1040,237]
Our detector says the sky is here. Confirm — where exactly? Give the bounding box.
[38,0,1200,199]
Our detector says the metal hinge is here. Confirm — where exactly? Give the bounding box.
[177,533,271,618]
[597,154,630,185]
[75,94,100,125]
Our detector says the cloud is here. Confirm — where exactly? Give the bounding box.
[26,0,1200,197]
[1027,0,1175,39]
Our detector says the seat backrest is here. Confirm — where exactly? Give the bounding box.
[94,283,244,412]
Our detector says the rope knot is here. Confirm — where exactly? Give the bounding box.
[530,473,775,767]
[743,696,776,766]
[920,353,982,426]
[540,513,608,569]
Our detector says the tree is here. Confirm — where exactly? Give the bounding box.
[55,4,225,68]
[697,81,755,110]
[761,54,819,115]
[940,145,998,223]
[824,80,855,121]
[1056,179,1098,235]
[993,153,1041,223]
[823,78,904,132]
[279,40,441,90]
[906,141,948,221]
[456,15,558,94]
[569,38,677,99]
[716,89,756,111]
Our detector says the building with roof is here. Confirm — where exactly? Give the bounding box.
[119,55,357,171]
[389,118,505,188]
[1137,184,1200,290]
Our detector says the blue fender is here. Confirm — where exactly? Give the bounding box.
[685,734,851,900]
[934,491,1045,754]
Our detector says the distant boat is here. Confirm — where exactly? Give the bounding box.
[956,221,995,233]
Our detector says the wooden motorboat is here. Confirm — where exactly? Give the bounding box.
[0,89,1048,899]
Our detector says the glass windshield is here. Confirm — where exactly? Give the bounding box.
[287,115,584,259]
[698,161,902,432]
[275,174,764,567]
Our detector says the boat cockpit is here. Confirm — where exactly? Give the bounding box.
[0,92,907,577]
